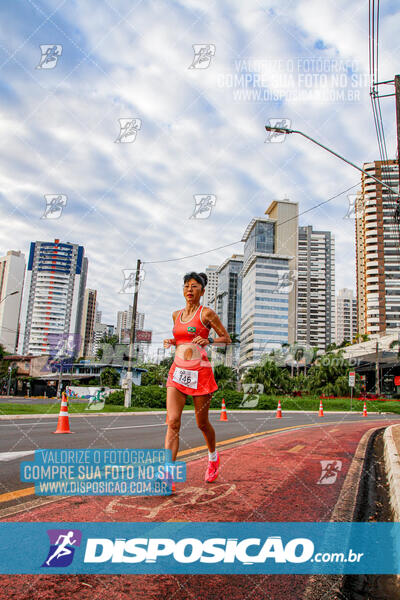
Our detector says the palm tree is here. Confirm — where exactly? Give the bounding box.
[294,347,304,377]
[214,364,236,389]
[390,339,400,359]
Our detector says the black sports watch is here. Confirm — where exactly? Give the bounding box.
[208,337,214,345]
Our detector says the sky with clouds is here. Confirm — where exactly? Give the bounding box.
[0,0,399,353]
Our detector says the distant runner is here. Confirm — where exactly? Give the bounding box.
[164,271,231,490]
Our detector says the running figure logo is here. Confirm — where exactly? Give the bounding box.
[41,194,67,219]
[120,268,146,294]
[190,195,217,219]
[317,460,342,485]
[344,194,364,219]
[274,269,297,294]
[36,45,62,69]
[115,118,142,143]
[188,44,216,69]
[42,529,82,567]
[265,118,291,143]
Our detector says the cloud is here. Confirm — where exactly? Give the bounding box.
[0,0,398,355]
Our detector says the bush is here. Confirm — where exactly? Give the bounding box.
[106,390,124,405]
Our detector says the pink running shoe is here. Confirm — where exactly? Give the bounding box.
[205,452,220,483]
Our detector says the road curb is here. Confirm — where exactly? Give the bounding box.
[383,425,400,522]
[303,425,383,600]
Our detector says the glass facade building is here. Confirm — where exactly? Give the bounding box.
[240,218,291,368]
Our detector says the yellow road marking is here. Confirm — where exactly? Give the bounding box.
[177,423,319,457]
[0,486,35,503]
[287,444,305,453]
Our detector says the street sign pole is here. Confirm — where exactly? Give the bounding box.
[349,371,355,411]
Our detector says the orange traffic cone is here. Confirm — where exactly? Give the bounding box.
[276,399,282,418]
[318,400,324,417]
[53,392,73,434]
[362,402,368,417]
[220,398,228,421]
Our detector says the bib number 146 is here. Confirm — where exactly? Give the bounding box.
[172,367,198,389]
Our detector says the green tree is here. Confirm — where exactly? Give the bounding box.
[141,364,169,386]
[101,334,119,347]
[390,339,400,359]
[306,350,361,397]
[159,356,174,369]
[243,358,292,395]
[214,364,236,390]
[100,367,120,387]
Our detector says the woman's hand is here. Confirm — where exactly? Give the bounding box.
[192,336,209,347]
[163,338,176,349]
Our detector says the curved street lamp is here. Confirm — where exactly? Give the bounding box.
[0,290,19,305]
[264,125,399,196]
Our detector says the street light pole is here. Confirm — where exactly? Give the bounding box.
[6,365,12,396]
[0,290,19,305]
[124,259,142,408]
[264,126,399,196]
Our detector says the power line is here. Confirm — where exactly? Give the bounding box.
[143,183,360,265]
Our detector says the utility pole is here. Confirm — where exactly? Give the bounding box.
[124,259,142,408]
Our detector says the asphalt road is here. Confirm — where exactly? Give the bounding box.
[1,410,399,503]
[2,415,399,600]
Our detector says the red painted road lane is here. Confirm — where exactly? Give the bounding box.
[0,419,397,600]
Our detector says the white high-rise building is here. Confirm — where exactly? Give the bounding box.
[297,226,335,350]
[79,289,97,357]
[18,239,87,356]
[0,250,25,352]
[205,266,219,308]
[336,288,357,345]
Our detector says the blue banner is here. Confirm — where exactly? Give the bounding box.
[20,449,186,496]
[0,522,400,574]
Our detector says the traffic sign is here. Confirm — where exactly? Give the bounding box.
[349,372,356,387]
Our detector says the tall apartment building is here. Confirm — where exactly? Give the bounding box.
[297,226,335,350]
[355,160,400,334]
[79,289,97,356]
[18,239,87,356]
[335,288,357,345]
[0,250,25,352]
[204,266,219,308]
[239,200,298,368]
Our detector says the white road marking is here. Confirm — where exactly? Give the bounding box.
[255,416,294,419]
[103,423,167,430]
[0,451,36,462]
[0,422,53,427]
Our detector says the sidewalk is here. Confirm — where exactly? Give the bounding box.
[383,424,400,520]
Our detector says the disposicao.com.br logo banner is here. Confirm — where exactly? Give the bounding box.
[1,522,400,574]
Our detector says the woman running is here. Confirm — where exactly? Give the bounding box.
[163,271,231,488]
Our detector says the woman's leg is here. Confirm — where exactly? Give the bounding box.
[193,394,216,453]
[165,386,186,461]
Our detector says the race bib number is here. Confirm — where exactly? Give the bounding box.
[172,367,198,389]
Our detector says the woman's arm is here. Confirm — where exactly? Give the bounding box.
[163,310,179,348]
[193,307,231,347]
